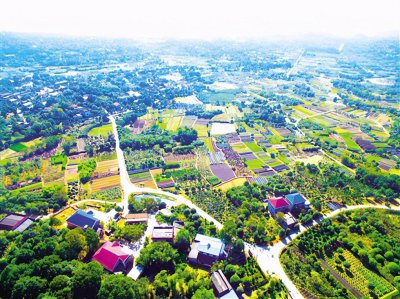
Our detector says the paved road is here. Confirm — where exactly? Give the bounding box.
[109,115,223,229]
[247,204,400,299]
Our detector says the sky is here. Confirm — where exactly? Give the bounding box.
[0,0,399,40]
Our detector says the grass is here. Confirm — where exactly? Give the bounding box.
[278,153,290,164]
[193,125,208,138]
[11,182,42,192]
[10,143,28,152]
[244,142,263,152]
[88,123,113,137]
[245,159,265,170]
[216,177,247,192]
[338,132,362,153]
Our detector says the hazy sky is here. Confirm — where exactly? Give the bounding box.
[1,0,399,40]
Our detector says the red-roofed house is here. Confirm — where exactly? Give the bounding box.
[267,196,290,217]
[92,241,133,273]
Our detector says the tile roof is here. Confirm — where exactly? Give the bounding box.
[92,241,130,272]
[268,197,290,209]
[0,214,30,230]
[66,209,99,229]
[284,193,306,205]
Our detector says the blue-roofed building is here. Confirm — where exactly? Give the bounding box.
[67,209,100,230]
[284,193,309,211]
[188,234,226,268]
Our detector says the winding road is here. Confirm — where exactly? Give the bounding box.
[109,115,223,229]
[110,114,399,298]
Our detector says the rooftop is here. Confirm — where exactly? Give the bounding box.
[194,234,225,257]
[92,241,131,272]
[0,214,30,231]
[284,193,306,205]
[211,269,231,295]
[268,197,290,209]
[67,209,99,229]
[152,226,174,239]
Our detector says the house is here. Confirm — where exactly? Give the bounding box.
[267,197,290,217]
[284,193,309,211]
[0,213,33,232]
[211,270,239,299]
[188,234,226,268]
[92,241,133,273]
[66,209,100,230]
[125,213,148,224]
[151,226,174,243]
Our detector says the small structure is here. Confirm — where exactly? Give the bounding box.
[66,209,100,230]
[173,220,185,229]
[0,213,33,232]
[211,270,239,299]
[284,193,309,211]
[278,213,298,230]
[267,197,290,217]
[152,226,174,243]
[188,234,226,268]
[92,241,133,273]
[125,213,148,224]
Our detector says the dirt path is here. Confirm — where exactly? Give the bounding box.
[320,259,362,298]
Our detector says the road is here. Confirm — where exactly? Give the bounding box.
[109,115,223,229]
[247,204,400,299]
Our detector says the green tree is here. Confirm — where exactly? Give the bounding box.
[49,275,72,299]
[11,276,47,299]
[192,288,215,299]
[136,242,178,272]
[174,228,191,252]
[72,261,103,299]
[84,228,100,253]
[98,275,149,299]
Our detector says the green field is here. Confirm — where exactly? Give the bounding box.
[204,138,215,152]
[245,159,265,170]
[244,142,263,152]
[10,143,28,152]
[88,123,113,137]
[193,125,208,137]
[293,105,315,116]
[335,130,362,153]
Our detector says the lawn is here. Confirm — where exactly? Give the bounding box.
[244,142,263,152]
[245,159,265,170]
[88,124,113,137]
[10,143,28,152]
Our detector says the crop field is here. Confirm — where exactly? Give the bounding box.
[193,124,208,137]
[165,116,183,131]
[0,148,18,160]
[54,207,76,228]
[245,159,265,170]
[96,152,117,162]
[293,105,315,116]
[91,175,120,193]
[210,163,236,182]
[164,153,196,163]
[244,142,263,152]
[93,159,119,176]
[337,131,362,152]
[93,186,122,201]
[88,123,113,137]
[42,162,64,185]
[179,115,197,128]
[204,138,215,152]
[231,142,250,153]
[325,250,396,298]
[216,177,247,192]
[21,137,42,148]
[65,165,79,182]
[129,170,152,183]
[10,143,28,152]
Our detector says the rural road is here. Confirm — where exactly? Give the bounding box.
[248,204,400,299]
[109,115,223,229]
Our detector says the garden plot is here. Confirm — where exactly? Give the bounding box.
[210,163,236,182]
[216,177,247,192]
[193,124,208,137]
[210,123,236,136]
[293,105,315,116]
[129,171,156,188]
[0,148,20,160]
[88,123,113,137]
[245,159,265,170]
[54,207,77,228]
[164,153,196,163]
[335,129,362,153]
[179,115,197,128]
[92,159,119,178]
[240,152,257,160]
[42,162,64,185]
[208,151,225,164]
[231,142,250,153]
[243,142,263,152]
[165,116,183,131]
[129,119,153,134]
[93,186,122,201]
[91,175,120,193]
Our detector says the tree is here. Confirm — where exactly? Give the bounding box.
[136,242,178,272]
[174,229,191,252]
[11,276,47,299]
[192,288,215,299]
[72,262,103,299]
[174,127,198,145]
[49,275,72,299]
[98,275,149,299]
[121,224,146,242]
[62,228,88,260]
[84,228,100,253]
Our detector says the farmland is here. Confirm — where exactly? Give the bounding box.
[281,209,400,298]
[88,123,113,137]
[90,175,120,193]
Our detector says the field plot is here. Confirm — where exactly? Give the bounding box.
[165,116,183,131]
[21,137,42,148]
[129,119,153,134]
[91,175,120,193]
[129,171,156,188]
[210,163,236,182]
[335,129,362,152]
[9,143,28,152]
[42,162,64,185]
[244,142,263,152]
[216,177,247,192]
[293,105,315,116]
[88,123,113,137]
[193,124,208,137]
[245,159,265,170]
[308,115,338,127]
[93,186,122,201]
[231,142,250,153]
[93,159,119,177]
[0,148,19,160]
[325,250,396,298]
[65,165,79,182]
[179,115,197,128]
[164,153,196,163]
